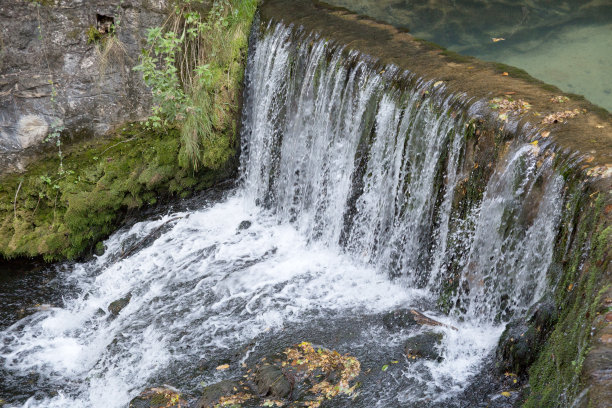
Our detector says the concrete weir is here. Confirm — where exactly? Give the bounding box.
[261,0,612,173]
[259,0,612,405]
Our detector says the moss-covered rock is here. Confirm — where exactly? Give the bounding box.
[0,124,235,262]
[524,191,611,407]
[129,387,188,408]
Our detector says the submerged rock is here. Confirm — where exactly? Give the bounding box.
[129,387,187,408]
[108,293,132,316]
[382,309,419,332]
[404,332,444,361]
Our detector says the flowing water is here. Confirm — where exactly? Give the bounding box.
[0,22,568,407]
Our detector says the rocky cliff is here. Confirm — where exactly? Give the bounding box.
[0,0,167,174]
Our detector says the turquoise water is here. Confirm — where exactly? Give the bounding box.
[326,0,612,112]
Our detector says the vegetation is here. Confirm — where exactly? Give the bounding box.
[134,0,258,170]
[0,0,258,262]
[0,124,232,261]
[525,191,610,407]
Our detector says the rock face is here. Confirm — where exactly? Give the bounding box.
[0,0,168,173]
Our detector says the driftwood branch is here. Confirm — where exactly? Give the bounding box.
[410,309,458,331]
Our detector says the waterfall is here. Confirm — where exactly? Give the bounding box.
[0,21,568,408]
[241,22,564,323]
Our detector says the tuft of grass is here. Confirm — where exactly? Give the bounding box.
[136,0,258,170]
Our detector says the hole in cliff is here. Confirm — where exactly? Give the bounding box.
[96,14,115,35]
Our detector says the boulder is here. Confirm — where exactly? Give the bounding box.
[255,364,292,398]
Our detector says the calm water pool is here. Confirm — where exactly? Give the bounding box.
[326,0,612,112]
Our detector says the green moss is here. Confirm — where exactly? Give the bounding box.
[0,124,232,262]
[524,192,610,407]
[86,25,101,44]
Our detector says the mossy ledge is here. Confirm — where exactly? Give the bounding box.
[0,124,235,262]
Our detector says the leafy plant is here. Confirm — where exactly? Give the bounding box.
[134,0,258,170]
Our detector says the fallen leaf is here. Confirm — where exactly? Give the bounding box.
[568,283,574,291]
[492,37,505,42]
[530,140,538,146]
[433,80,444,88]
[541,131,550,138]
[596,125,604,129]
[382,365,389,372]
[216,364,230,370]
[501,391,511,397]
[585,156,595,163]
[502,72,509,76]
[549,96,569,103]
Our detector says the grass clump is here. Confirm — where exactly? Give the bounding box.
[134,0,258,171]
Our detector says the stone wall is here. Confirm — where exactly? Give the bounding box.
[0,0,168,174]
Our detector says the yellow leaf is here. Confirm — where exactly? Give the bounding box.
[492,37,505,42]
[530,140,538,146]
[568,283,574,291]
[216,364,230,370]
[501,391,511,397]
[502,72,509,76]
[433,80,444,88]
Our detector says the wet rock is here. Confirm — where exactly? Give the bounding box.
[405,332,444,361]
[129,386,187,408]
[496,300,558,375]
[383,309,419,332]
[255,363,292,398]
[108,293,132,316]
[194,380,255,408]
[238,220,252,231]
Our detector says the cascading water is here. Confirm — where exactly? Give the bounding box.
[0,21,567,407]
